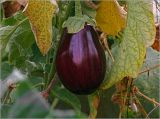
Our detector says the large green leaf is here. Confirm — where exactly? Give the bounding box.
[0,26,16,53]
[0,12,35,71]
[51,85,81,113]
[135,48,160,118]
[7,81,54,118]
[102,0,155,89]
[8,24,34,64]
[0,16,29,57]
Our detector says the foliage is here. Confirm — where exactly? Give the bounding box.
[0,0,159,118]
[101,0,155,90]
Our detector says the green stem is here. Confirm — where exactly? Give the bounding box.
[47,49,57,87]
[44,52,50,89]
[75,1,82,17]
[51,98,59,109]
[32,83,45,88]
[2,89,12,104]
[0,4,3,23]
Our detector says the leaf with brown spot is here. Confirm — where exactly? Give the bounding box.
[24,0,58,55]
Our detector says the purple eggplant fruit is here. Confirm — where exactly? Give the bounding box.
[56,25,106,95]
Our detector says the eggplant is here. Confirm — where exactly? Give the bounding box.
[56,25,106,95]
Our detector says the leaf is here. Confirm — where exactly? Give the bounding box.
[0,12,35,71]
[0,12,28,55]
[8,23,34,64]
[101,0,155,90]
[8,81,54,118]
[0,26,17,53]
[88,92,100,119]
[1,104,11,118]
[62,15,95,33]
[135,48,160,117]
[51,85,81,112]
[95,0,126,36]
[24,0,58,55]
[0,62,14,80]
[4,16,35,71]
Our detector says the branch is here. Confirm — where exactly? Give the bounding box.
[41,78,57,99]
[137,91,160,107]
[134,96,148,118]
[146,105,159,118]
[139,64,160,75]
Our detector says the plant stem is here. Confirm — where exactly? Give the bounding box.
[44,52,50,89]
[46,78,57,94]
[75,1,82,16]
[100,33,114,62]
[47,49,57,87]
[42,77,57,99]
[2,89,12,104]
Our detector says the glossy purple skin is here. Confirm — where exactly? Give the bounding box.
[56,25,106,95]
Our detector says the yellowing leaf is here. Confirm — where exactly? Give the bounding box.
[95,0,126,36]
[24,0,58,55]
[101,0,155,90]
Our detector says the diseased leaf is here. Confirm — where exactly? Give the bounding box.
[2,1,22,18]
[95,0,126,36]
[101,0,155,90]
[24,0,58,55]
